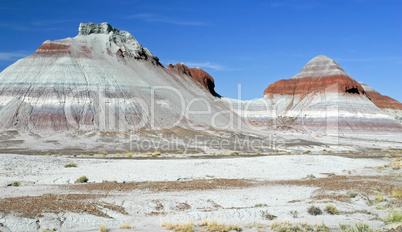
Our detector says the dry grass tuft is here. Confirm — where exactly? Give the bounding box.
[392,188,402,198]
[99,225,108,232]
[270,221,329,232]
[162,222,194,232]
[119,223,133,229]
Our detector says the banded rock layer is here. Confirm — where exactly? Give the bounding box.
[0,23,234,132]
[258,55,402,134]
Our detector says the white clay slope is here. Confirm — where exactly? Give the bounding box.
[0,22,242,132]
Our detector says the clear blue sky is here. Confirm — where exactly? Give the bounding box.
[1,0,401,101]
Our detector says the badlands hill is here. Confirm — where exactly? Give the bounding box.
[261,55,402,133]
[0,22,401,153]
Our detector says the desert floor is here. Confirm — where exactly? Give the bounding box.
[0,152,401,232]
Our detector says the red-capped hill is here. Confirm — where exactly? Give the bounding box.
[360,82,402,110]
[167,63,220,97]
[264,55,365,98]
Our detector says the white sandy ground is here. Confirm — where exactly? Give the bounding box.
[0,154,401,232]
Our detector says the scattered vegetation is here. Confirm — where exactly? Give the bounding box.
[98,151,107,156]
[392,188,402,198]
[153,151,161,157]
[88,153,94,156]
[99,225,108,232]
[303,150,312,154]
[325,204,339,215]
[161,222,194,232]
[374,195,384,203]
[339,223,376,232]
[347,190,358,198]
[386,210,402,223]
[204,221,242,232]
[261,210,277,220]
[305,174,316,179]
[119,224,133,229]
[64,162,77,168]
[12,181,21,187]
[75,176,89,183]
[255,203,268,207]
[125,152,132,158]
[46,152,52,156]
[308,206,322,216]
[290,210,299,218]
[270,221,330,232]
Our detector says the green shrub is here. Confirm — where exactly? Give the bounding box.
[303,150,311,154]
[64,162,77,168]
[325,204,339,215]
[75,176,89,183]
[347,190,358,198]
[12,181,21,187]
[308,206,322,215]
[386,210,402,223]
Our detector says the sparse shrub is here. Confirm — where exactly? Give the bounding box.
[347,190,358,198]
[175,150,184,154]
[75,176,88,183]
[290,210,299,218]
[392,188,402,198]
[99,225,108,232]
[303,150,311,154]
[12,181,21,187]
[325,204,339,215]
[205,221,242,232]
[375,195,384,203]
[88,153,94,156]
[305,174,316,179]
[46,152,51,156]
[152,151,161,157]
[255,203,268,207]
[64,162,77,168]
[308,205,322,215]
[145,152,153,156]
[386,210,402,223]
[162,222,194,232]
[119,224,132,229]
[340,223,375,232]
[271,221,329,232]
[261,210,277,220]
[125,153,132,158]
[98,151,107,156]
[230,152,239,156]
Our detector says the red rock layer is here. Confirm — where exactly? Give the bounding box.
[167,63,220,97]
[35,42,71,55]
[264,74,365,99]
[364,88,402,110]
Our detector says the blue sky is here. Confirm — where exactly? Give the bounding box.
[0,0,401,101]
